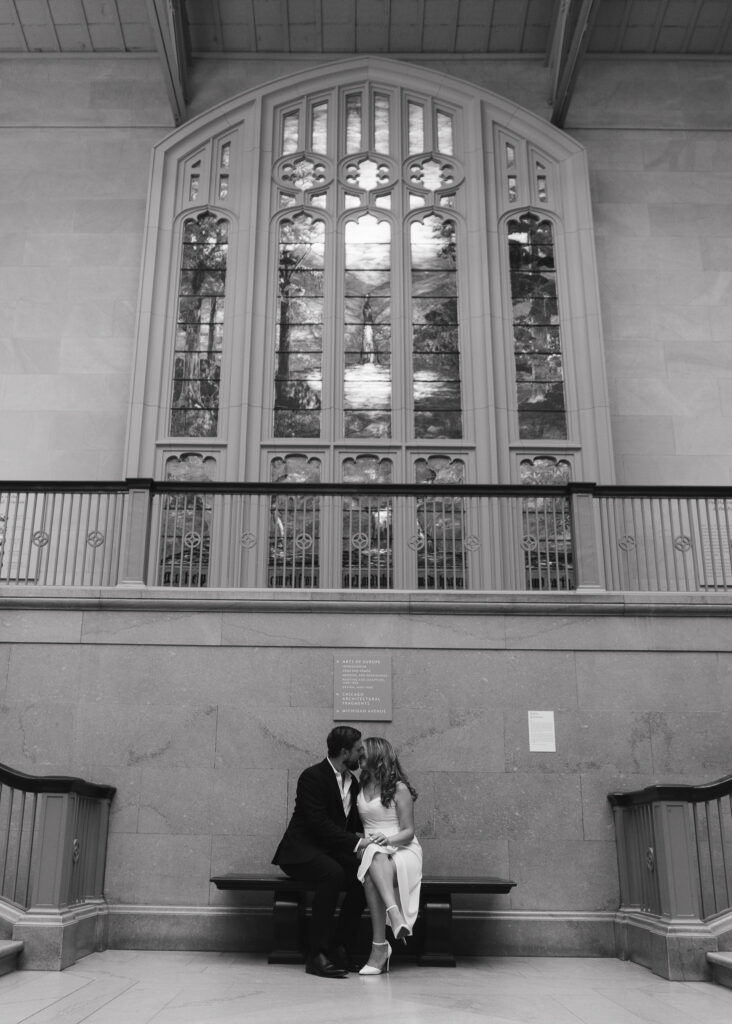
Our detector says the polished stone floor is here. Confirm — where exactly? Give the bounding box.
[0,951,730,1024]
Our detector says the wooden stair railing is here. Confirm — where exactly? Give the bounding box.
[0,762,116,913]
[609,773,732,921]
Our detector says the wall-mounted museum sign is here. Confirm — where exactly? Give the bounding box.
[334,653,392,721]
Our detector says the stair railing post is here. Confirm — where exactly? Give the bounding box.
[30,792,76,909]
[652,800,703,919]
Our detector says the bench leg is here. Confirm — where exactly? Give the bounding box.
[417,894,456,967]
[269,889,306,965]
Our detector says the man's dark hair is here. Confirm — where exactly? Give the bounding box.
[326,725,361,757]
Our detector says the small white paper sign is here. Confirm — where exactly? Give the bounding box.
[528,710,556,752]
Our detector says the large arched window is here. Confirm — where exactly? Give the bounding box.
[126,59,613,589]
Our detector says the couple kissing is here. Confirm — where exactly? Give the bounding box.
[272,726,422,978]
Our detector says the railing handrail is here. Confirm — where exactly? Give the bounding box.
[0,762,116,801]
[3,479,732,498]
[608,772,732,807]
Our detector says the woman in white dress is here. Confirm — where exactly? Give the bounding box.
[355,737,422,975]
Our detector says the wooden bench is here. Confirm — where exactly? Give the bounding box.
[210,873,516,967]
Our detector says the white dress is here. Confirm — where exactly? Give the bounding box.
[356,790,423,931]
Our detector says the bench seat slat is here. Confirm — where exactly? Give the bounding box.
[210,873,515,894]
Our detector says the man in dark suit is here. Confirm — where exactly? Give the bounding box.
[273,725,367,978]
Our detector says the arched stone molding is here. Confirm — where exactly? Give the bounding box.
[125,57,614,486]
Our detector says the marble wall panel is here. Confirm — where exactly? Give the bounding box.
[0,643,8,695]
[82,764,142,834]
[80,611,223,646]
[386,707,505,773]
[419,837,510,879]
[0,609,82,643]
[72,701,217,769]
[213,704,335,770]
[508,839,619,911]
[105,834,212,906]
[569,59,732,129]
[289,648,345,707]
[0,700,76,768]
[504,710,653,775]
[185,56,553,121]
[78,644,291,707]
[138,767,216,836]
[576,651,731,711]
[210,769,288,837]
[610,415,676,455]
[221,610,507,650]
[392,649,578,712]
[407,770,435,840]
[592,202,650,238]
[619,454,732,486]
[504,614,648,651]
[6,643,84,701]
[433,772,583,843]
[649,712,732,776]
[0,57,171,127]
[210,834,286,889]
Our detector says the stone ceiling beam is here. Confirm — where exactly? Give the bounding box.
[550,0,599,128]
[145,0,190,126]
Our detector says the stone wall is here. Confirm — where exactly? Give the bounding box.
[1,55,732,483]
[2,592,731,955]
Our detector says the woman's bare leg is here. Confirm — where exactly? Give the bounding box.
[362,874,389,970]
[365,852,409,938]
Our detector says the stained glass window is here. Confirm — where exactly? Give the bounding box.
[274,215,325,438]
[411,217,461,439]
[344,216,392,438]
[509,214,566,440]
[170,213,227,437]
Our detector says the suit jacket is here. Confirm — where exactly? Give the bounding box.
[272,758,362,865]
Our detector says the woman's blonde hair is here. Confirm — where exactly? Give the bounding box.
[360,737,417,807]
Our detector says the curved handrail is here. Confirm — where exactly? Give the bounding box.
[608,772,732,807]
[0,762,116,801]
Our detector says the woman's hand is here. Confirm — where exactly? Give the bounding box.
[367,832,389,846]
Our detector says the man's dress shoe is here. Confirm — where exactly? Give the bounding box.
[305,952,348,978]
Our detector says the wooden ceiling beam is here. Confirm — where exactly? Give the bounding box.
[145,0,190,125]
[550,0,599,128]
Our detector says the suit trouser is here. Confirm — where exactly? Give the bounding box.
[279,851,366,957]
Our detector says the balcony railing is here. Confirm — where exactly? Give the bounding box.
[1,481,731,592]
[0,763,115,912]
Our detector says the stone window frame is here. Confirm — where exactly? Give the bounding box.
[125,57,614,488]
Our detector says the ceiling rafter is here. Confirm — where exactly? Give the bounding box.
[517,0,531,53]
[44,0,61,51]
[550,0,600,127]
[213,0,224,51]
[680,0,705,51]
[649,0,671,53]
[9,0,29,50]
[145,0,189,124]
[281,0,289,52]
[715,0,732,55]
[74,0,95,51]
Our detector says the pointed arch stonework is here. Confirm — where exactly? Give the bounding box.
[126,57,613,492]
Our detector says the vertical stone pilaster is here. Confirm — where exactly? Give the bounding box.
[117,480,153,587]
[570,485,605,591]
